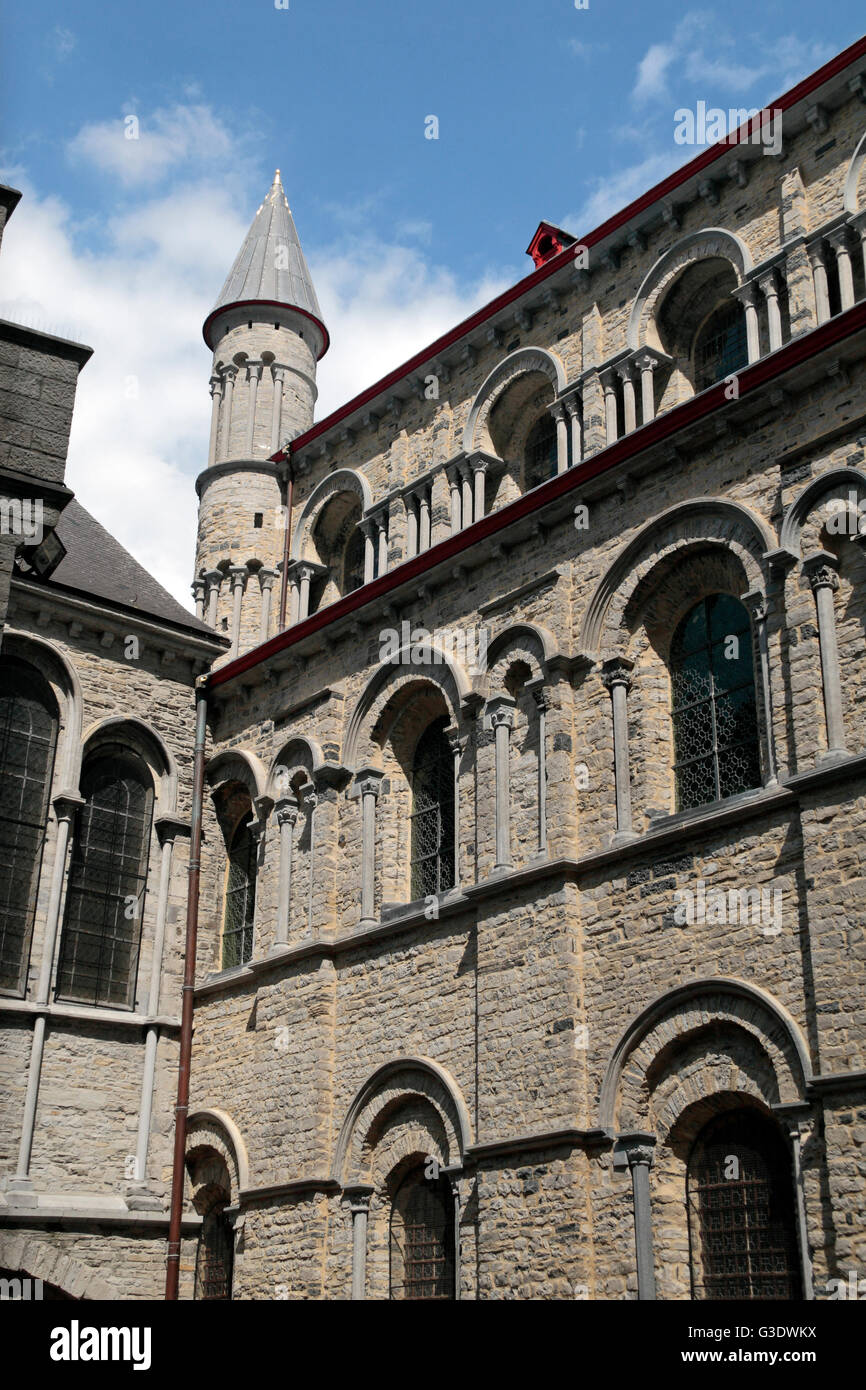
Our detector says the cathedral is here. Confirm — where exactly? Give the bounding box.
[1,35,866,1301]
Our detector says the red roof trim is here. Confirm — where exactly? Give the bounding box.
[207,299,866,691]
[203,299,330,358]
[273,34,866,461]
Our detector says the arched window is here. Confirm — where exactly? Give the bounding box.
[56,748,154,1008]
[342,527,365,594]
[0,659,59,994]
[390,1164,455,1300]
[195,1192,234,1301]
[670,594,761,812]
[222,814,257,968]
[693,302,748,391]
[524,413,557,491]
[410,718,455,900]
[687,1109,801,1300]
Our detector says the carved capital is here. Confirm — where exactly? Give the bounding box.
[803,551,840,593]
[601,657,635,693]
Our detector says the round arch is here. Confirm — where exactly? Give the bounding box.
[843,126,866,212]
[331,1056,473,1187]
[79,715,179,816]
[205,748,268,803]
[627,228,754,351]
[0,1234,114,1300]
[463,347,566,455]
[2,628,83,793]
[290,468,373,563]
[578,498,776,659]
[343,645,473,769]
[597,977,812,1132]
[780,465,866,557]
[267,734,325,799]
[186,1106,250,1203]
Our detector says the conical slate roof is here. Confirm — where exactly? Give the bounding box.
[203,171,328,354]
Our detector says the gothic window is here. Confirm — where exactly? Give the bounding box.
[390,1165,455,1300]
[687,1109,801,1300]
[195,1194,234,1301]
[56,748,154,1008]
[693,302,748,391]
[524,413,557,491]
[670,594,761,812]
[0,659,59,994]
[409,718,455,900]
[222,813,257,969]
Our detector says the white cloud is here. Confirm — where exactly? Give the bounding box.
[68,103,238,187]
[633,42,676,104]
[562,151,685,236]
[0,105,509,610]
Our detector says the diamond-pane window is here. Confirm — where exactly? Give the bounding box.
[222,814,257,968]
[56,749,153,1008]
[688,1109,801,1301]
[0,659,58,993]
[409,718,455,901]
[671,595,761,812]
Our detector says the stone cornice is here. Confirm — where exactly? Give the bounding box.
[0,997,182,1032]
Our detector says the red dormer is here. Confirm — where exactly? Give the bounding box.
[526,220,577,269]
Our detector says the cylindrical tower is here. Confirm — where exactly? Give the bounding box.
[194,171,328,658]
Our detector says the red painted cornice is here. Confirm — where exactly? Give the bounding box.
[269,34,866,462]
[207,299,866,692]
[203,299,330,358]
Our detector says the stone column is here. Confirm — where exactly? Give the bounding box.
[245,362,263,456]
[270,366,286,452]
[742,590,778,787]
[362,520,376,585]
[191,578,205,621]
[827,228,855,311]
[288,569,300,627]
[803,551,847,759]
[445,727,463,889]
[229,565,248,655]
[355,769,384,928]
[852,212,866,285]
[460,465,473,528]
[552,402,569,473]
[531,686,550,855]
[777,1109,814,1300]
[258,567,277,644]
[406,494,418,557]
[758,271,784,351]
[621,1133,657,1301]
[205,570,223,628]
[418,487,432,552]
[207,375,223,469]
[635,354,656,424]
[738,282,761,362]
[601,658,637,844]
[220,366,237,459]
[470,458,487,519]
[565,395,582,466]
[346,1187,374,1299]
[376,516,388,576]
[446,467,462,533]
[133,815,186,1196]
[449,1173,464,1300]
[304,784,318,936]
[807,241,831,324]
[618,365,637,434]
[274,798,299,946]
[487,697,516,872]
[14,793,83,1189]
[297,563,315,622]
[601,371,618,445]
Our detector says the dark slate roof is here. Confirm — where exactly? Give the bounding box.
[35,498,220,639]
[210,170,324,326]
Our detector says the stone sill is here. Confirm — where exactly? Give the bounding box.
[0,997,181,1032]
[0,1201,200,1231]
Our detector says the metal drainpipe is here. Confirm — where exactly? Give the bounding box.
[165,675,209,1300]
[278,455,295,630]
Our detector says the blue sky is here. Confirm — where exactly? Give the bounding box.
[1,1,863,603]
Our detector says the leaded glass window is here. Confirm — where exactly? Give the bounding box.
[409,718,455,901]
[0,659,58,993]
[671,595,761,812]
[694,303,748,391]
[195,1196,234,1301]
[222,815,256,968]
[343,527,365,595]
[391,1167,455,1300]
[688,1110,800,1301]
[525,413,557,490]
[56,749,153,1008]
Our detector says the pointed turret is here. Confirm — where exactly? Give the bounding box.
[194,173,325,661]
[203,170,328,355]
